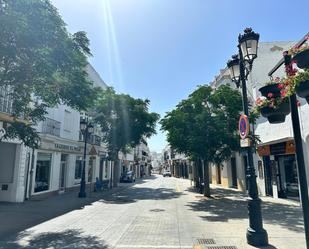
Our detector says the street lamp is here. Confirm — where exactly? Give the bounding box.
[78,118,94,198]
[227,28,268,247]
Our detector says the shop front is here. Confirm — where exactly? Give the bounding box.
[31,136,83,197]
[258,139,300,200]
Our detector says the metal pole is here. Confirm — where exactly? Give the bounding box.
[284,54,309,248]
[239,46,268,246]
[78,127,88,198]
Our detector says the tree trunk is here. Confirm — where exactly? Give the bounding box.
[195,161,200,189]
[198,159,203,194]
[202,160,211,197]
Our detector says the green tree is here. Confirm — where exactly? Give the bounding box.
[0,0,98,147]
[160,85,242,196]
[95,87,160,161]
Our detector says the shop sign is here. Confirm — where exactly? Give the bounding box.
[240,138,251,147]
[239,114,249,139]
[89,145,97,156]
[257,145,270,156]
[285,140,295,154]
[54,143,81,152]
[270,142,286,155]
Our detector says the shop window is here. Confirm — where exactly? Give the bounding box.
[258,161,264,179]
[34,153,52,193]
[75,156,83,179]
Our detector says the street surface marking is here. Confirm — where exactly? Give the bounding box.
[193,246,202,249]
[176,184,181,192]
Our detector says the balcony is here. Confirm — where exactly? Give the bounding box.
[41,118,61,137]
[0,86,13,115]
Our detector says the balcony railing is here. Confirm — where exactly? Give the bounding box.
[0,86,13,115]
[41,118,61,137]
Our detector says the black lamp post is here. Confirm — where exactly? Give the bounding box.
[227,28,268,247]
[78,118,94,198]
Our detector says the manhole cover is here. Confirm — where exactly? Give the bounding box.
[196,239,215,245]
[149,208,165,212]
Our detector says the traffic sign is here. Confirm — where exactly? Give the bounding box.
[239,114,249,139]
[240,138,251,147]
[0,128,6,140]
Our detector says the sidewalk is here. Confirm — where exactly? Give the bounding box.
[0,179,141,241]
[185,182,305,249]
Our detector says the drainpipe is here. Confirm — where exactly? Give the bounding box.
[27,147,35,199]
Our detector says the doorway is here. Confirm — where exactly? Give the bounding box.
[231,158,237,188]
[263,156,273,197]
[216,165,221,184]
[59,154,67,192]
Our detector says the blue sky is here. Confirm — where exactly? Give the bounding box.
[51,0,308,152]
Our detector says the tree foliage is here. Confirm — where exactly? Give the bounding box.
[160,84,242,196]
[0,0,98,147]
[95,87,160,160]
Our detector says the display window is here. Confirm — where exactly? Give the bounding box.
[34,153,52,192]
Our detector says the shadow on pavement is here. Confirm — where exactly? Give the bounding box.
[186,187,304,234]
[0,176,156,241]
[2,229,110,249]
[98,186,183,204]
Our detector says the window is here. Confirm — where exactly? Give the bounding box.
[64,109,72,132]
[75,156,83,179]
[34,153,52,193]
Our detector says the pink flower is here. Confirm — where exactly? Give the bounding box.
[267,93,274,98]
[277,83,284,89]
[280,90,287,97]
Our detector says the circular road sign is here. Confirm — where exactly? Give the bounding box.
[239,114,249,139]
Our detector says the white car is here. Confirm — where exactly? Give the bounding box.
[163,170,172,177]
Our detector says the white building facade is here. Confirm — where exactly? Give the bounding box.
[0,64,112,202]
[211,41,309,201]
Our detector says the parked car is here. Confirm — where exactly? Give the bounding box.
[163,170,172,177]
[120,171,136,183]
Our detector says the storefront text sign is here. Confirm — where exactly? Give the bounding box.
[257,145,270,156]
[55,143,81,152]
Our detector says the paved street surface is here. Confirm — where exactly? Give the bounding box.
[0,175,305,249]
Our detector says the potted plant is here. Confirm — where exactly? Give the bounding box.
[252,96,290,124]
[293,69,309,104]
[259,77,283,98]
[288,44,309,69]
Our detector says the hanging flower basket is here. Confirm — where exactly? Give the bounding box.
[293,48,309,69]
[292,70,309,104]
[260,101,290,124]
[295,80,309,104]
[259,83,281,98]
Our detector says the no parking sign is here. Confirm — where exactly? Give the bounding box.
[239,114,249,139]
